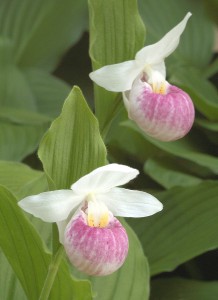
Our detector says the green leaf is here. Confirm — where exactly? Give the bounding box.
[0,185,92,300]
[38,85,107,190]
[204,0,218,25]
[151,277,218,300]
[139,0,214,68]
[23,69,71,118]
[171,67,218,121]
[0,160,47,199]
[0,107,51,125]
[205,57,218,78]
[128,181,218,276]
[144,157,202,189]
[0,0,87,71]
[0,38,36,110]
[126,122,218,175]
[0,250,27,300]
[107,108,160,162]
[74,219,150,300]
[0,122,47,161]
[195,118,218,132]
[89,0,145,135]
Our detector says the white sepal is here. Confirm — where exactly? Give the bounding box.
[71,164,139,194]
[135,12,192,65]
[89,60,143,92]
[18,190,83,222]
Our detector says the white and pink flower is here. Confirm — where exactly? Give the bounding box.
[18,164,162,276]
[89,13,195,141]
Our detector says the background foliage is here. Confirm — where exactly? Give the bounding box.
[0,0,218,299]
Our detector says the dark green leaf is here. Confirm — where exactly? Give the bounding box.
[144,157,202,189]
[23,69,71,118]
[151,277,218,300]
[0,107,51,125]
[0,160,47,199]
[0,38,36,110]
[126,122,218,175]
[128,181,218,275]
[171,68,218,121]
[0,0,87,71]
[0,122,46,161]
[139,0,214,68]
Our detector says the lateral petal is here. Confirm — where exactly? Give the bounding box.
[101,187,163,217]
[18,190,83,222]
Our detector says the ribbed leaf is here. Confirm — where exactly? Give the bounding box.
[151,278,218,300]
[128,181,218,276]
[38,85,107,190]
[89,0,145,134]
[0,185,92,300]
[144,157,202,189]
[0,0,87,71]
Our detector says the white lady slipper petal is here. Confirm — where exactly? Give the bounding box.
[18,163,163,276]
[89,13,195,142]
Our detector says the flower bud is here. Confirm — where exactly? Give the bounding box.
[64,211,129,276]
[125,79,195,141]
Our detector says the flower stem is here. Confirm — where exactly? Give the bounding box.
[39,246,65,300]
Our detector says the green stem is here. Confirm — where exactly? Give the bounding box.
[39,246,65,300]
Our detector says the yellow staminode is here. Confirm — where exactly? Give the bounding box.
[88,212,109,228]
[87,193,110,228]
[151,81,167,95]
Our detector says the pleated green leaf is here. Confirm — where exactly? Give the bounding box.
[0,185,92,300]
[128,181,218,276]
[74,219,150,300]
[89,0,145,134]
[0,0,87,71]
[144,157,202,189]
[151,278,218,300]
[38,85,107,190]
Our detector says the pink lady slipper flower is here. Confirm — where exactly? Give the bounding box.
[18,164,162,276]
[89,13,195,142]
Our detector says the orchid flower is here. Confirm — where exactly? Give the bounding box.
[18,164,162,276]
[90,13,195,142]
